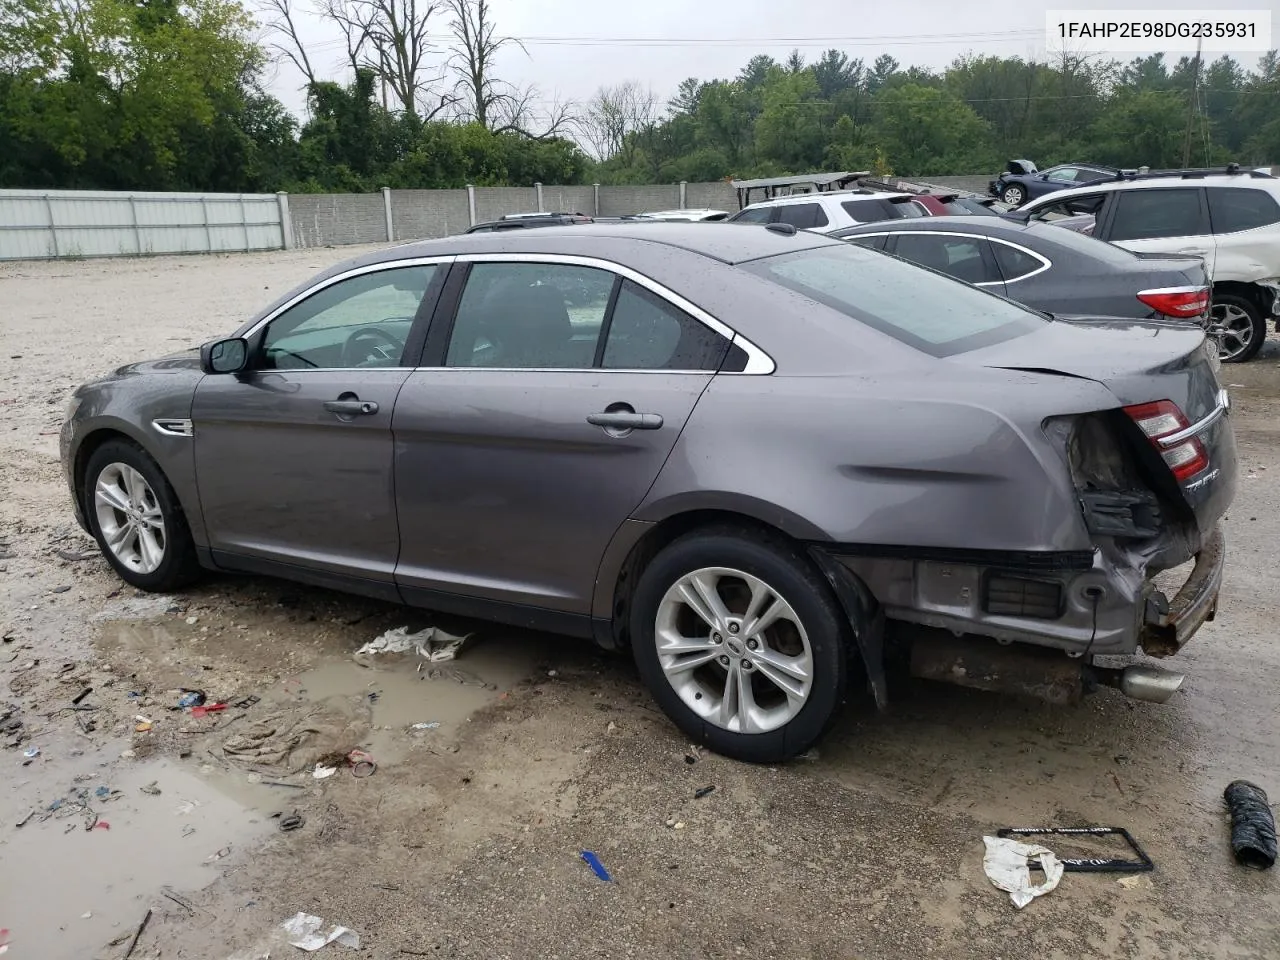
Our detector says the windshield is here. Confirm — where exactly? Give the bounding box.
[741,242,1047,357]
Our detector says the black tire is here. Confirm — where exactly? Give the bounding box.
[1000,184,1025,207]
[83,439,202,592]
[629,527,854,763]
[1211,293,1266,363]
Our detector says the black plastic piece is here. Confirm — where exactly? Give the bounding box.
[1224,780,1276,870]
[1079,489,1163,538]
[765,222,797,236]
[997,826,1153,873]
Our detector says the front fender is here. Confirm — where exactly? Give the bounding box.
[64,366,205,545]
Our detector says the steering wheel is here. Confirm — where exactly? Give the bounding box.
[341,324,405,367]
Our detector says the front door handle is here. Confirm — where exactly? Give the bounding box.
[587,411,663,430]
[324,399,379,416]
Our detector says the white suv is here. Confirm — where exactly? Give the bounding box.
[1017,170,1280,362]
[727,190,925,232]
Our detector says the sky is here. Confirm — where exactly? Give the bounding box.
[259,0,1280,124]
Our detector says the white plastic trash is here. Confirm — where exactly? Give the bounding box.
[982,835,1064,908]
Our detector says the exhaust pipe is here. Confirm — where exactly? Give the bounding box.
[1092,664,1186,704]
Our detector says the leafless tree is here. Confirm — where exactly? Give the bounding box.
[444,0,520,128]
[322,0,451,119]
[491,85,576,139]
[576,81,657,162]
[259,0,319,89]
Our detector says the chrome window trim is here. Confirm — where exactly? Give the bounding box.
[449,251,776,375]
[241,255,458,340]
[860,229,1052,286]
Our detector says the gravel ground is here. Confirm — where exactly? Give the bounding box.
[1,248,1279,960]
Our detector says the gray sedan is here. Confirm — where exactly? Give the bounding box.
[60,223,1236,762]
[830,217,1212,324]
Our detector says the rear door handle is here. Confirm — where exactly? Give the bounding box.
[587,412,663,430]
[324,399,379,416]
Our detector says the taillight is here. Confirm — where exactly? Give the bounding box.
[1136,286,1210,320]
[1124,400,1209,481]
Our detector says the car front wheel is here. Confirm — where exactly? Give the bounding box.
[630,527,853,763]
[84,439,201,591]
[1211,293,1266,363]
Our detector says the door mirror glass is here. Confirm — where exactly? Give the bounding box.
[202,338,248,374]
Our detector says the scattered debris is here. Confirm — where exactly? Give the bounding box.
[71,687,93,705]
[190,703,227,718]
[694,785,716,799]
[140,781,162,796]
[1224,780,1276,870]
[232,695,261,709]
[207,845,232,862]
[280,912,361,951]
[161,887,197,914]
[177,690,207,709]
[1117,874,1154,890]
[134,715,153,733]
[22,746,40,760]
[354,625,470,662]
[279,811,306,832]
[95,786,110,798]
[410,722,440,730]
[683,755,697,765]
[56,548,95,562]
[348,749,376,778]
[15,809,35,827]
[996,827,1153,873]
[312,764,338,780]
[122,907,152,960]
[982,835,1063,909]
[580,850,612,882]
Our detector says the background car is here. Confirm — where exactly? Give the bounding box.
[726,189,924,231]
[61,223,1234,763]
[636,209,730,221]
[989,159,1123,207]
[1016,167,1280,361]
[830,216,1210,324]
[465,213,593,233]
[908,193,1001,217]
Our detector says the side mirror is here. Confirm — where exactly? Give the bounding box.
[200,338,248,374]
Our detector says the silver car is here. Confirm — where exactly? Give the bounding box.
[60,223,1237,762]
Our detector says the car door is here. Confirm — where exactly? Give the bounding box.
[1031,166,1080,199]
[887,232,1006,294]
[773,202,830,231]
[391,255,738,624]
[191,258,449,598]
[1098,187,1216,277]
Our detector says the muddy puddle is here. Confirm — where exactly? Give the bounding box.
[2,751,270,960]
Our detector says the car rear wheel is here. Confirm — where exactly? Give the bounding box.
[1000,184,1025,206]
[1211,294,1266,363]
[84,439,201,591]
[630,528,852,763]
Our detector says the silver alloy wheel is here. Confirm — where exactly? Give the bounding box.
[1210,302,1255,362]
[94,462,166,574]
[654,567,814,734]
[1002,185,1024,206]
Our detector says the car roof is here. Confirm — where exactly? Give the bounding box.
[742,190,910,210]
[832,215,1042,240]
[1022,174,1280,207]
[361,222,842,268]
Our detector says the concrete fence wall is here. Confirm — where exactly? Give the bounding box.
[1,176,988,260]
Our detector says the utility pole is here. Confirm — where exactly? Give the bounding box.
[1182,37,1202,168]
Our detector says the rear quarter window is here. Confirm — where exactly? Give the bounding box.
[743,243,1045,357]
[774,203,830,229]
[1108,188,1206,241]
[1207,187,1280,233]
[840,198,923,223]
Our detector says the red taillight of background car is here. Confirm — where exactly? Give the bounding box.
[1124,399,1209,480]
[1136,286,1211,320]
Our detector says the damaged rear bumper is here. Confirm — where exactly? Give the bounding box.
[1140,523,1225,657]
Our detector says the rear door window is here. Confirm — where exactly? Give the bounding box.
[842,233,889,252]
[773,203,830,229]
[600,281,731,370]
[891,234,1000,284]
[1045,167,1079,183]
[1207,187,1280,233]
[1107,188,1207,241]
[730,206,774,224]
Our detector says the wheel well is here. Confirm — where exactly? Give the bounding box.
[606,509,802,654]
[1212,280,1270,316]
[73,429,136,511]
